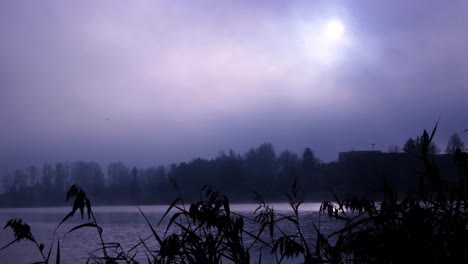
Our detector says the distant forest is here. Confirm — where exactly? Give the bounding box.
[0,133,465,207]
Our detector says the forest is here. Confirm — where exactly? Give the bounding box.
[0,133,464,207]
[1,125,467,263]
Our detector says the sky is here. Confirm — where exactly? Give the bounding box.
[1,0,468,172]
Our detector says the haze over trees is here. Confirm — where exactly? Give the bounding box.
[0,143,321,206]
[0,134,463,207]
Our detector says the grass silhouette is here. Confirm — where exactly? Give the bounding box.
[1,124,467,263]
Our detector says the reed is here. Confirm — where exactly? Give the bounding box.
[1,124,467,263]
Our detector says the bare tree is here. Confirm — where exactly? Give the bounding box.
[388,144,400,153]
[446,133,465,154]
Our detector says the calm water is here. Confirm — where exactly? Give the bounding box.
[0,203,341,263]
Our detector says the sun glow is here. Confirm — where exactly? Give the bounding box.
[297,17,348,66]
[325,19,345,41]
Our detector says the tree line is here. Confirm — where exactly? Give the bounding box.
[0,133,465,207]
[0,143,322,206]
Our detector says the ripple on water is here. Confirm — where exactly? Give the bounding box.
[0,203,344,263]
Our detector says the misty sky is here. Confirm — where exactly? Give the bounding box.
[1,0,468,172]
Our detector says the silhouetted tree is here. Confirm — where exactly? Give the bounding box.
[129,166,140,199]
[301,148,321,190]
[41,163,54,192]
[2,173,13,193]
[54,162,66,192]
[107,162,130,186]
[403,138,418,153]
[302,147,319,172]
[71,161,105,192]
[156,165,166,181]
[27,166,40,187]
[403,136,440,155]
[446,133,465,154]
[244,143,277,192]
[277,150,299,185]
[131,166,138,184]
[217,150,242,192]
[12,169,27,191]
[388,144,400,153]
[138,166,163,202]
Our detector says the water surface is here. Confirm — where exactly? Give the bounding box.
[0,203,341,263]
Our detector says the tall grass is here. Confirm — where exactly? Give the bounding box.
[1,124,467,263]
[316,123,468,263]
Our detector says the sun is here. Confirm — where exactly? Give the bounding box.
[296,17,348,65]
[325,19,345,41]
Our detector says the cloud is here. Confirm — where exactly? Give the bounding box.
[1,0,468,171]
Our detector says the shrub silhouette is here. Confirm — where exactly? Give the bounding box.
[316,123,468,263]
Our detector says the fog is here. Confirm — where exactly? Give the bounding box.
[1,0,468,173]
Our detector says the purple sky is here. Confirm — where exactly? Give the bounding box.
[1,0,468,171]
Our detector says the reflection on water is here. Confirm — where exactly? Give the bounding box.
[0,203,342,263]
